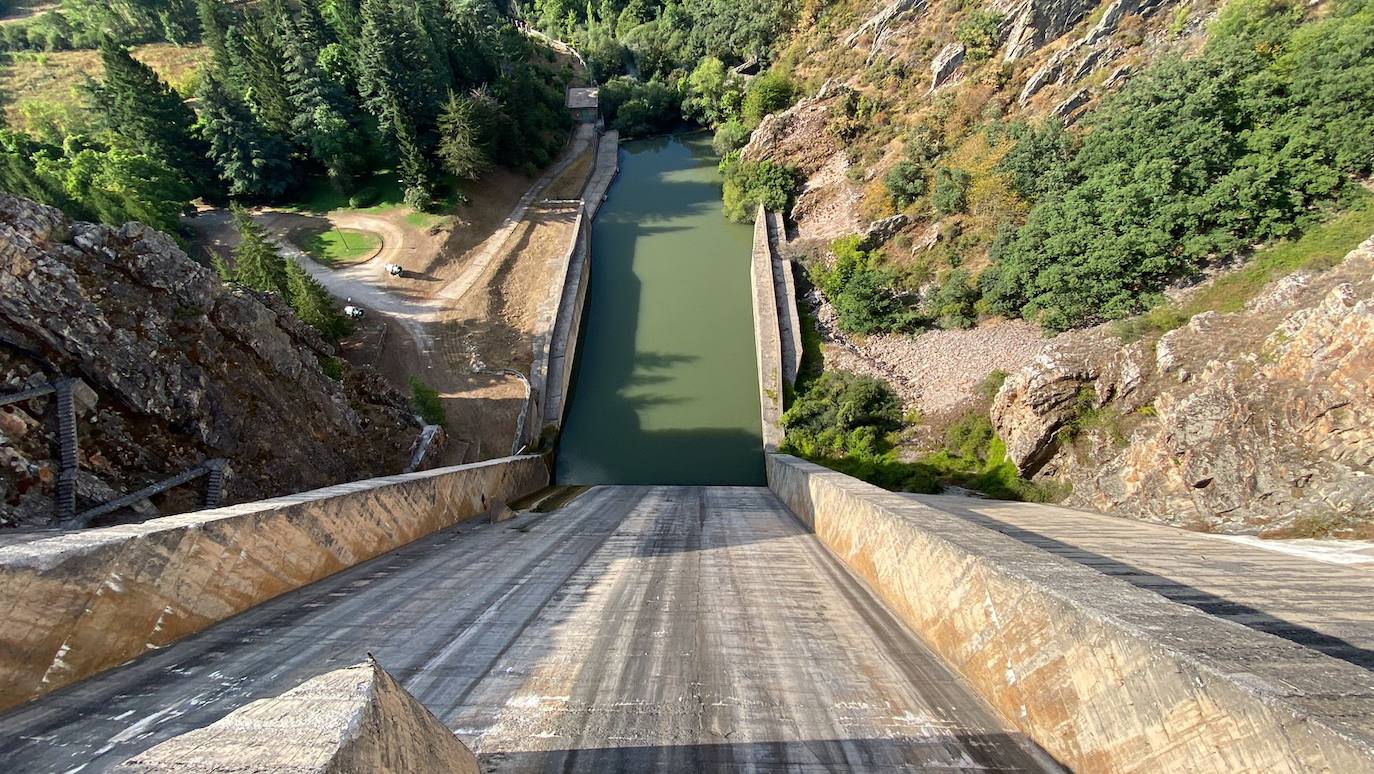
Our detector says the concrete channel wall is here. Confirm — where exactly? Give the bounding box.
[750,205,785,450]
[765,210,802,387]
[0,455,548,713]
[531,130,620,444]
[766,453,1374,773]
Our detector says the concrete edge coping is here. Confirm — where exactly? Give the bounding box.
[0,455,546,571]
[768,454,1374,750]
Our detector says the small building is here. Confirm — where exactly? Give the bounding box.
[565,86,600,124]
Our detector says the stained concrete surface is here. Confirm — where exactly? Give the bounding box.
[909,493,1374,670]
[0,486,1054,773]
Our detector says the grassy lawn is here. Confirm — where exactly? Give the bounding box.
[303,228,382,266]
[284,169,463,229]
[1,44,205,131]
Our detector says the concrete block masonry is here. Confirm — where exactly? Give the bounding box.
[766,453,1374,773]
[114,658,479,773]
[0,455,548,713]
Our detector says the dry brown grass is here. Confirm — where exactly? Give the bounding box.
[0,43,206,129]
[541,148,594,200]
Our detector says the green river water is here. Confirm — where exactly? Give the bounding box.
[555,134,765,485]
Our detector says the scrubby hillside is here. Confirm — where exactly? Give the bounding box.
[0,194,422,528]
[740,0,1374,533]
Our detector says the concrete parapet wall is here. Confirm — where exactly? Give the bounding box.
[0,455,548,713]
[115,658,479,773]
[766,453,1374,772]
[750,205,785,450]
[533,131,620,441]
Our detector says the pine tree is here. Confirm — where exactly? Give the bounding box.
[436,92,489,180]
[196,0,238,79]
[394,111,435,211]
[283,257,348,339]
[227,203,288,294]
[296,0,334,51]
[321,0,362,46]
[198,73,295,198]
[238,7,296,137]
[357,0,443,133]
[92,40,216,195]
[281,17,362,185]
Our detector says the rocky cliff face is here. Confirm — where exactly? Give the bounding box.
[991,236,1374,537]
[0,194,421,528]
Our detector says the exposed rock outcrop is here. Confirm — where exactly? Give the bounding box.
[996,0,1100,62]
[115,659,480,773]
[742,93,863,241]
[0,194,420,527]
[930,42,966,91]
[992,235,1374,535]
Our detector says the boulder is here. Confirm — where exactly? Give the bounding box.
[992,235,1374,534]
[996,0,1101,62]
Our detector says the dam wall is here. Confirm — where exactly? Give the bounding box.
[531,130,620,445]
[0,455,548,713]
[766,453,1374,773]
[750,205,785,450]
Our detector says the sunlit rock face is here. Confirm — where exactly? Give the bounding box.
[992,235,1374,535]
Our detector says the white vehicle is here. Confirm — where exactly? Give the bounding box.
[343,305,365,320]
[385,263,404,276]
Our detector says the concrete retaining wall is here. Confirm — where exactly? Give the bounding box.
[531,131,620,443]
[0,455,548,712]
[115,658,479,773]
[750,205,785,450]
[765,210,802,386]
[766,453,1374,773]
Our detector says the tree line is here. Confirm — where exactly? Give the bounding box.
[2,0,572,231]
[979,0,1374,331]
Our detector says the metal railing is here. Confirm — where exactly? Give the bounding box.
[2,378,229,528]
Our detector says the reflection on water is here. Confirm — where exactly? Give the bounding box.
[555,134,764,485]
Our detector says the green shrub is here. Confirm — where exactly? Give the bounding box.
[955,10,1005,62]
[711,119,751,155]
[319,356,344,380]
[925,268,979,329]
[818,236,923,334]
[720,154,802,221]
[348,186,380,208]
[930,167,971,215]
[408,377,446,426]
[781,370,903,459]
[742,71,798,126]
[884,160,926,208]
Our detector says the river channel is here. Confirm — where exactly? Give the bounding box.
[555,133,764,485]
